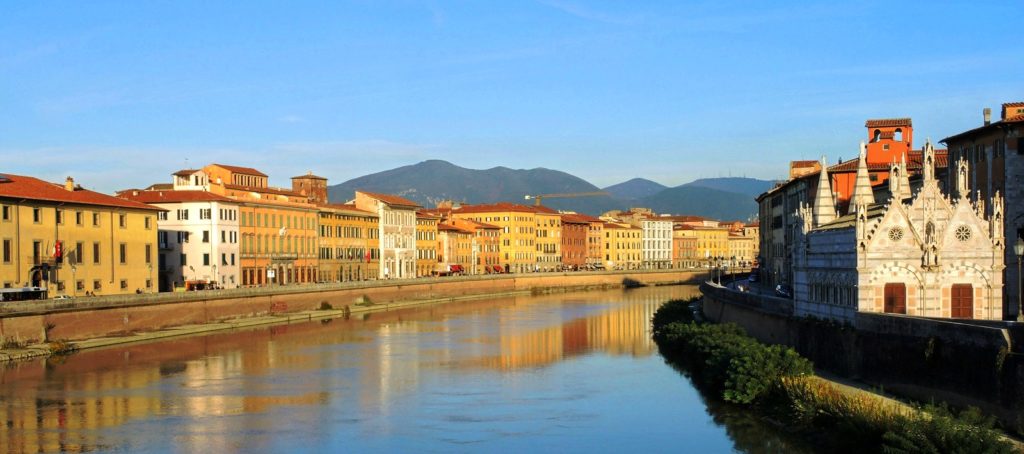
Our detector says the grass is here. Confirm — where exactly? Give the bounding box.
[652,297,1017,453]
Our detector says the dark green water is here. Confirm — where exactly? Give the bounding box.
[0,286,807,453]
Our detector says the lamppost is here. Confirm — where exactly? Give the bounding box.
[1015,237,1023,322]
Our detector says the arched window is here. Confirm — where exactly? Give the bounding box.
[894,128,903,142]
[872,129,882,143]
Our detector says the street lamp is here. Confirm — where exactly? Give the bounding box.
[1015,237,1023,322]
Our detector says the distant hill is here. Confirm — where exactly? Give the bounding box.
[326,160,761,219]
[638,185,758,221]
[682,177,776,198]
[327,160,620,212]
[602,178,668,200]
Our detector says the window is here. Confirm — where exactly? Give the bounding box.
[33,207,41,223]
[119,214,127,228]
[119,243,127,264]
[202,230,210,243]
[200,208,211,220]
[76,280,84,291]
[56,209,64,224]
[93,212,100,226]
[146,279,152,289]
[145,244,152,264]
[75,242,84,264]
[120,279,128,289]
[203,253,210,266]
[2,239,9,263]
[178,231,190,243]
[181,254,187,266]
[221,253,227,265]
[1,205,8,221]
[145,217,152,229]
[158,211,168,221]
[93,280,101,290]
[76,211,84,225]
[177,209,189,220]
[93,242,100,264]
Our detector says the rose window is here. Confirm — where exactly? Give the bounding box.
[954,225,972,242]
[887,227,904,242]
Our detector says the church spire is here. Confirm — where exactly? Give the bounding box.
[850,141,875,209]
[812,156,836,227]
[922,139,935,184]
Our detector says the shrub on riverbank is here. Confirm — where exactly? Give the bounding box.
[652,298,1017,453]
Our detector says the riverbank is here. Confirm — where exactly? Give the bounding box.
[0,269,704,362]
[652,297,1020,452]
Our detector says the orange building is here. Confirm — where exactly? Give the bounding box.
[560,214,590,270]
[198,164,320,286]
[436,223,472,275]
[448,217,502,274]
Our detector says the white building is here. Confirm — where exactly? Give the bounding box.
[793,142,1004,321]
[119,189,240,291]
[642,219,673,269]
[354,191,419,279]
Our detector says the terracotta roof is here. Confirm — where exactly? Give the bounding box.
[438,223,472,234]
[357,191,420,208]
[659,215,707,222]
[224,184,302,197]
[320,203,377,217]
[0,174,163,211]
[560,214,592,224]
[210,163,267,177]
[827,149,948,173]
[416,209,441,219]
[942,116,1024,143]
[291,172,327,180]
[790,160,819,167]
[453,202,539,214]
[1003,102,1024,108]
[117,190,235,204]
[146,183,173,191]
[173,169,201,177]
[865,118,912,128]
[745,220,760,227]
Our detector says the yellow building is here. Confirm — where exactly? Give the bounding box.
[317,203,380,282]
[451,203,538,273]
[691,225,730,266]
[415,211,439,277]
[602,222,642,270]
[0,174,161,297]
[673,226,700,268]
[534,206,562,271]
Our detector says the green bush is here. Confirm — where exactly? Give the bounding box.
[881,405,1015,454]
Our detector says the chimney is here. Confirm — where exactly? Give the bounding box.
[64,176,75,191]
[984,107,991,126]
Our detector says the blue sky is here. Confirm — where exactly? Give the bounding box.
[1,1,1022,193]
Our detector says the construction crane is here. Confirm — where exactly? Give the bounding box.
[523,191,609,206]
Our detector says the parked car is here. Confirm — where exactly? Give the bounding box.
[775,284,793,299]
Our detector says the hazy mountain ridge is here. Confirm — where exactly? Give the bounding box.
[327,160,767,219]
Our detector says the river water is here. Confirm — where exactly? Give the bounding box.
[1,285,808,453]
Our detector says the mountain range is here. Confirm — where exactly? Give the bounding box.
[326,160,774,220]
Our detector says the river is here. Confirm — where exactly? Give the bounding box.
[0,285,808,453]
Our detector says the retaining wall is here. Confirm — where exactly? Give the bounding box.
[0,270,701,344]
[701,282,1024,432]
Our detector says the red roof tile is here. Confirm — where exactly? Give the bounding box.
[452,202,539,214]
[117,190,234,204]
[438,223,473,234]
[320,203,377,216]
[1003,102,1024,108]
[790,160,820,167]
[173,169,201,177]
[224,184,302,197]
[0,174,163,211]
[291,172,327,180]
[865,118,912,128]
[210,163,267,177]
[357,191,420,208]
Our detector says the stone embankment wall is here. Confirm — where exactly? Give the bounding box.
[0,270,701,345]
[701,282,1024,432]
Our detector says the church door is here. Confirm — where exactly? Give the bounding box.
[883,283,906,314]
[951,284,973,319]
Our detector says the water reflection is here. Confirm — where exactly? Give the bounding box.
[1,285,803,453]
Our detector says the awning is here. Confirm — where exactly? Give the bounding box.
[450,265,463,273]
